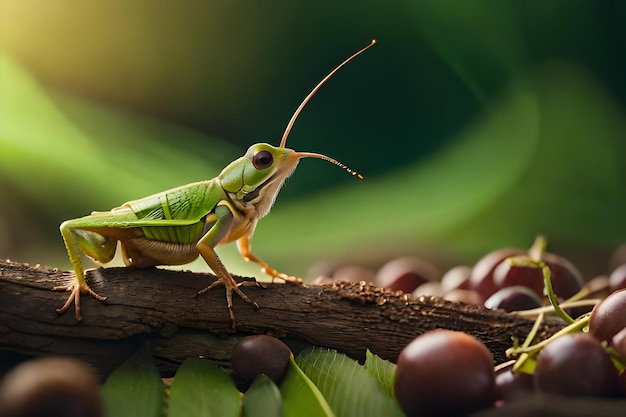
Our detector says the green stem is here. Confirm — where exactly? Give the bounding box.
[522,312,544,349]
[512,299,600,318]
[528,235,547,262]
[506,316,589,357]
[507,256,575,324]
[511,312,544,373]
[542,264,575,324]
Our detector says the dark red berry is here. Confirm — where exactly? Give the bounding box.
[394,330,495,416]
[494,368,535,403]
[443,289,482,305]
[611,327,626,359]
[589,289,626,343]
[411,281,443,297]
[307,259,341,281]
[492,253,583,300]
[609,264,626,292]
[469,248,525,301]
[231,335,291,384]
[332,265,376,283]
[0,357,102,417]
[534,333,619,397]
[484,286,542,312]
[541,252,584,299]
[440,265,471,293]
[492,256,545,297]
[376,256,439,293]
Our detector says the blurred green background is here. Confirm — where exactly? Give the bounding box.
[1,0,624,280]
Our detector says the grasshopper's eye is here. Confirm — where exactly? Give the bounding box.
[253,150,273,170]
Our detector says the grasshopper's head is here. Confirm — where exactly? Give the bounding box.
[219,40,374,217]
[219,142,361,218]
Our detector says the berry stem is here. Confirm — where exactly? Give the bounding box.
[507,256,575,324]
[511,312,544,374]
[506,316,590,357]
[512,298,601,318]
[528,235,547,262]
[541,263,575,324]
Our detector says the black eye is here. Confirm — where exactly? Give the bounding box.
[252,150,273,170]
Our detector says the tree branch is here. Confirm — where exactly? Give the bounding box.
[0,259,564,377]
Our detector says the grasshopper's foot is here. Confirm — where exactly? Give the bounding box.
[53,283,107,321]
[261,265,304,285]
[197,277,261,329]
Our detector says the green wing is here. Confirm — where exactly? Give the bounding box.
[64,180,225,242]
[64,210,203,229]
[124,180,224,222]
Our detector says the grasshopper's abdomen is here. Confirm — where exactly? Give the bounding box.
[142,222,205,244]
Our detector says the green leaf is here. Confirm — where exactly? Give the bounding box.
[296,347,404,417]
[168,357,241,417]
[280,355,336,417]
[101,345,165,417]
[242,374,282,417]
[364,350,397,399]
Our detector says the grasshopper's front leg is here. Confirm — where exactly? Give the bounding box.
[236,235,303,284]
[56,221,116,320]
[196,204,260,328]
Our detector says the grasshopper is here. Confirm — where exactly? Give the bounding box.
[56,40,375,326]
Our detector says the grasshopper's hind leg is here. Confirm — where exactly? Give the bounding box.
[236,235,303,284]
[56,222,115,321]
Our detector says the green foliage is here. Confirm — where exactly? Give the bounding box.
[101,345,165,417]
[296,347,404,417]
[168,358,241,417]
[242,375,283,417]
[280,355,336,417]
[100,348,404,417]
[364,349,397,399]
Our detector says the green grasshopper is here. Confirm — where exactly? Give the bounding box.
[56,40,375,326]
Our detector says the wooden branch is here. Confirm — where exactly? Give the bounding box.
[0,259,565,377]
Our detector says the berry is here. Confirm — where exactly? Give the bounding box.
[492,253,583,300]
[541,252,584,299]
[394,330,495,416]
[534,333,619,397]
[494,368,534,403]
[611,327,626,359]
[469,248,525,301]
[492,256,545,297]
[376,256,439,293]
[411,281,443,297]
[609,264,626,292]
[0,357,101,417]
[484,286,542,312]
[332,265,376,283]
[443,289,482,305]
[440,265,471,293]
[589,289,626,343]
[231,335,291,384]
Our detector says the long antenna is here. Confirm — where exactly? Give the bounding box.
[279,39,376,148]
[295,151,364,180]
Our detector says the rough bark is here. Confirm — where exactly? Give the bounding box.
[0,259,565,377]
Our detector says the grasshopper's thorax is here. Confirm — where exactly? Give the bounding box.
[218,143,299,219]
